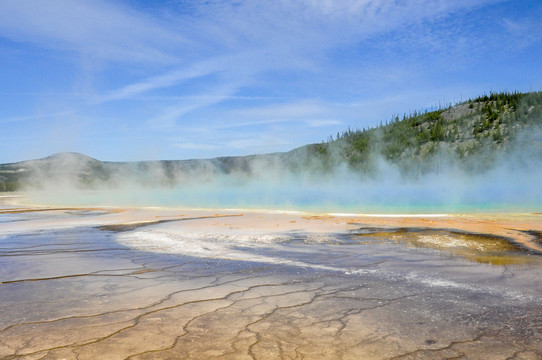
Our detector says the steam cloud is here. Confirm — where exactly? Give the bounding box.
[18,143,541,213]
[16,97,542,213]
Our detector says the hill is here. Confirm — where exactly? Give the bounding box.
[1,91,541,192]
[300,91,542,176]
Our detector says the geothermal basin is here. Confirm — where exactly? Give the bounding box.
[0,197,541,359]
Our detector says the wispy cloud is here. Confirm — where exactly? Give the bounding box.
[0,0,183,63]
[48,0,502,105]
[175,100,348,133]
[1,0,536,163]
[98,54,251,103]
[502,17,542,49]
[146,81,246,128]
[0,110,75,124]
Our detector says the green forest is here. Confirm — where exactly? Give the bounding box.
[301,91,542,176]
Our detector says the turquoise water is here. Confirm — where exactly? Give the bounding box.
[24,177,542,213]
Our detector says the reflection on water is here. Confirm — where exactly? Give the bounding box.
[351,228,539,266]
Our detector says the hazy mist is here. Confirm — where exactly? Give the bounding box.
[15,131,540,213]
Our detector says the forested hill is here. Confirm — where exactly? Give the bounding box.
[300,91,542,176]
[1,91,541,191]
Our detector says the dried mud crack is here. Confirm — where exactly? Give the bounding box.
[1,208,541,359]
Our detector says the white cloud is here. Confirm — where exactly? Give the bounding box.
[502,17,542,49]
[175,100,348,132]
[0,0,499,107]
[197,0,499,45]
[0,110,75,124]
[0,0,519,162]
[146,81,245,128]
[0,0,184,63]
[100,61,221,102]
[99,51,259,103]
[93,0,503,105]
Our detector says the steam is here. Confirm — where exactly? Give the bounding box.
[17,98,542,213]
[18,150,542,213]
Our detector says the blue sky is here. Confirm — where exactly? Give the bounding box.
[0,0,541,163]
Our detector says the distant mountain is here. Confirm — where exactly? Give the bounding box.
[1,91,541,192]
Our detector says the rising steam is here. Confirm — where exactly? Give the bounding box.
[14,95,542,213]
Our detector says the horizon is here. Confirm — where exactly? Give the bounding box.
[1,0,542,163]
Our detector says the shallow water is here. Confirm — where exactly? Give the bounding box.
[0,209,541,359]
[350,227,540,266]
[23,181,542,214]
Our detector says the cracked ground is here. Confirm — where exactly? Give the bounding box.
[0,208,541,359]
